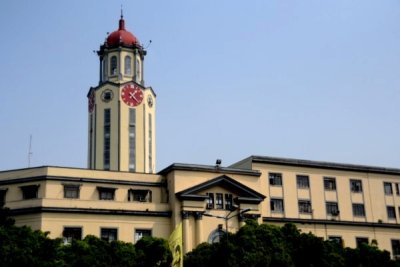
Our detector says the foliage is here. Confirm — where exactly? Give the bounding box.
[185,220,400,267]
[0,207,172,267]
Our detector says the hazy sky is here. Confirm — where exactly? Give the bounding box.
[0,0,399,171]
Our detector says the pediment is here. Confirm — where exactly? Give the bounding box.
[176,175,265,204]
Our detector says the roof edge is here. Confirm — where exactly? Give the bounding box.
[158,163,261,177]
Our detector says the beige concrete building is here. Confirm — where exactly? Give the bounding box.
[1,15,400,259]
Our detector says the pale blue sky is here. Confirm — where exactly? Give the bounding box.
[0,0,399,171]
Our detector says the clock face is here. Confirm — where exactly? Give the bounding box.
[121,84,144,107]
[88,91,95,113]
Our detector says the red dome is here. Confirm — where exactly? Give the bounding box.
[106,16,139,47]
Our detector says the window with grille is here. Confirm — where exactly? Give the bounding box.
[269,173,282,186]
[270,199,284,213]
[326,202,339,216]
[350,179,363,193]
[384,182,393,195]
[298,200,312,213]
[387,206,396,219]
[215,193,223,209]
[135,229,151,242]
[356,237,369,248]
[97,187,116,200]
[206,193,214,209]
[297,175,310,189]
[324,177,336,190]
[63,227,82,244]
[101,228,117,242]
[63,184,80,199]
[352,203,365,217]
[20,185,39,200]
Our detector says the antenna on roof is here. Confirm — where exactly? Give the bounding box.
[121,4,124,19]
[28,135,33,167]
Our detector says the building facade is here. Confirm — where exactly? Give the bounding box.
[1,16,400,258]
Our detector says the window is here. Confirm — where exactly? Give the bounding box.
[396,183,400,195]
[110,56,117,75]
[270,199,284,213]
[129,108,136,172]
[124,55,132,75]
[298,200,312,214]
[297,175,310,189]
[63,227,82,244]
[128,189,152,202]
[324,177,336,190]
[356,237,369,248]
[269,173,282,186]
[101,228,117,242]
[104,109,111,170]
[135,59,140,79]
[148,114,153,173]
[387,206,396,219]
[225,194,233,210]
[20,185,39,200]
[97,187,116,200]
[0,189,7,207]
[63,184,80,199]
[352,203,365,217]
[328,236,343,245]
[392,240,400,257]
[350,179,363,193]
[326,202,339,216]
[215,193,223,209]
[134,229,151,242]
[206,193,214,209]
[384,182,393,195]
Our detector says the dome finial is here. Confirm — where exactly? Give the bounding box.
[118,6,125,30]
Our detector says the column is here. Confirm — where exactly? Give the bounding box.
[194,212,203,245]
[182,211,190,254]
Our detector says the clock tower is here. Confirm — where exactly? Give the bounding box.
[87,14,156,173]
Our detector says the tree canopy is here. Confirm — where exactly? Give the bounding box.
[185,220,400,267]
[0,207,171,267]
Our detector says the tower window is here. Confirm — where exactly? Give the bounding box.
[104,109,111,170]
[129,109,136,172]
[135,58,140,80]
[124,56,132,75]
[110,56,117,75]
[148,114,153,173]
